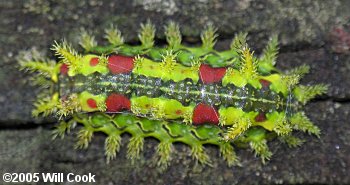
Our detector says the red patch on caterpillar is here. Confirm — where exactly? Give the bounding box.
[106,93,131,112]
[255,112,267,122]
[90,57,99,66]
[60,64,69,75]
[199,64,226,84]
[87,98,97,108]
[175,110,182,115]
[192,103,219,125]
[108,55,134,74]
[259,79,271,89]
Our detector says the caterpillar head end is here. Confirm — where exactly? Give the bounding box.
[16,48,68,118]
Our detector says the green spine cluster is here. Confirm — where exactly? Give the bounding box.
[18,21,328,170]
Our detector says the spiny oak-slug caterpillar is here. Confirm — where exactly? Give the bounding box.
[18,21,328,170]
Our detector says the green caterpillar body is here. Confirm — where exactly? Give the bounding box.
[18,21,328,169]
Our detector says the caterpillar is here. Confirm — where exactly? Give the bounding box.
[18,21,328,170]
